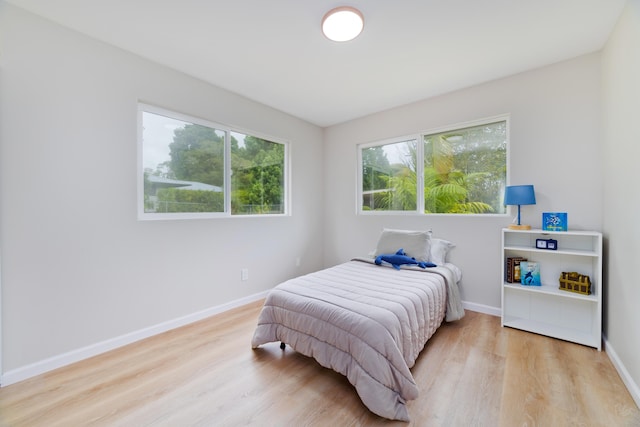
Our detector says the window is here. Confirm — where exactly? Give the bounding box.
[138,104,287,219]
[361,138,418,211]
[359,117,507,214]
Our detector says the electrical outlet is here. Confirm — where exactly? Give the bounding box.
[241,268,249,281]
[295,257,301,267]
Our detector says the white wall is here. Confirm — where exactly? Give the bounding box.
[323,54,603,310]
[602,0,640,405]
[0,4,324,375]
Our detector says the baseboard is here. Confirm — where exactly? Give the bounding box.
[603,336,640,409]
[462,300,501,317]
[0,291,269,387]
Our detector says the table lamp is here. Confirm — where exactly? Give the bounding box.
[504,185,536,230]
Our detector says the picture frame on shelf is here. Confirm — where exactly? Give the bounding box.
[543,212,568,231]
[520,261,541,286]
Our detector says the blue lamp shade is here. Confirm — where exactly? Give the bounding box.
[504,185,536,229]
[504,185,536,206]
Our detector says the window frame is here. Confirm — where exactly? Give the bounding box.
[137,103,290,220]
[357,114,510,216]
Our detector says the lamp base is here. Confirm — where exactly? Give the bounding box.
[508,224,532,230]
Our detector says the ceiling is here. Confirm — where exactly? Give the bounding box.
[5,0,626,127]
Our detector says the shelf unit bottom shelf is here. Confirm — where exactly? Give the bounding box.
[502,316,601,350]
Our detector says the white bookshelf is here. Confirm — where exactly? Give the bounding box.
[501,228,603,350]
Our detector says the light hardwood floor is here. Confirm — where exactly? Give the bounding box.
[0,301,638,427]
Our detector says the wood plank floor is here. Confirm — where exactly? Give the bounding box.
[0,301,638,426]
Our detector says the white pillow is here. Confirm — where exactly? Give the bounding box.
[374,228,432,262]
[430,238,455,265]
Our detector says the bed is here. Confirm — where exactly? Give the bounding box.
[251,229,464,421]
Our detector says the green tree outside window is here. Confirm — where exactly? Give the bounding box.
[360,119,507,214]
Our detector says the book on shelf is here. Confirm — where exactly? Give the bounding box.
[520,261,541,286]
[505,257,527,283]
[514,258,526,283]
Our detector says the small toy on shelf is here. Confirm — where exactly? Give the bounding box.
[559,272,591,295]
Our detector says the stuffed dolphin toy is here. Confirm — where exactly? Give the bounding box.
[374,248,436,270]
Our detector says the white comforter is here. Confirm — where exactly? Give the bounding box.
[251,259,464,421]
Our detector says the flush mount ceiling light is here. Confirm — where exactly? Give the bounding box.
[322,6,364,42]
